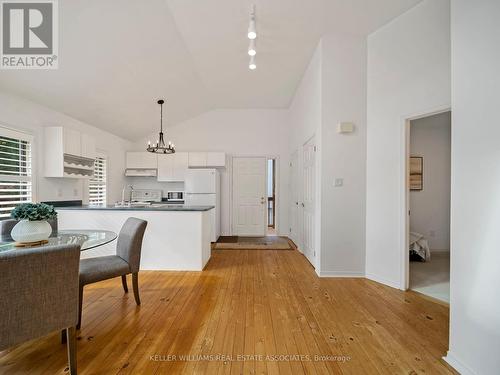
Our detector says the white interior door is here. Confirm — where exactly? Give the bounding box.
[232,157,267,236]
[289,151,300,246]
[302,138,316,265]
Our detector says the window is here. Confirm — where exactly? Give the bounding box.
[89,154,107,206]
[0,128,33,219]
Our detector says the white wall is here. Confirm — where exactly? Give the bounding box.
[319,33,366,276]
[133,109,289,236]
[445,1,500,374]
[287,33,367,277]
[0,90,132,204]
[366,0,451,288]
[410,111,451,250]
[287,41,323,267]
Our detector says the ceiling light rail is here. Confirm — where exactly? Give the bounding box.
[248,4,257,70]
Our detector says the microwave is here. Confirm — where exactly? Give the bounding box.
[166,191,184,202]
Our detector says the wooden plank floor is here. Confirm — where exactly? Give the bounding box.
[0,249,456,374]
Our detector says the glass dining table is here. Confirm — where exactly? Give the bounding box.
[0,230,117,253]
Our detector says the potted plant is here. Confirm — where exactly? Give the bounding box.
[10,203,57,243]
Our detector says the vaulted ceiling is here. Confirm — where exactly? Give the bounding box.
[0,0,421,140]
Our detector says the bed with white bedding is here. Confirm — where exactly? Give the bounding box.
[409,232,431,261]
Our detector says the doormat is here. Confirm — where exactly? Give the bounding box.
[213,236,294,250]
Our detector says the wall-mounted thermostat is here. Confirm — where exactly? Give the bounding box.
[337,122,355,133]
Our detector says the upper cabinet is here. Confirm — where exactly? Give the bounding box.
[157,152,188,182]
[126,152,157,169]
[44,126,96,178]
[125,151,225,180]
[81,133,96,159]
[63,128,81,156]
[188,152,226,168]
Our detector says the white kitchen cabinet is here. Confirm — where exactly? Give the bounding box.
[81,133,96,159]
[188,152,207,167]
[206,152,226,168]
[157,154,173,181]
[173,152,189,180]
[63,128,81,156]
[188,152,226,168]
[126,152,157,169]
[157,152,188,181]
[44,126,96,178]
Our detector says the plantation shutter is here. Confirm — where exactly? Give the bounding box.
[0,127,33,219]
[89,154,107,206]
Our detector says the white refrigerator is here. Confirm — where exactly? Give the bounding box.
[185,169,220,242]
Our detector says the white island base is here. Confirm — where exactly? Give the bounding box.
[58,208,212,271]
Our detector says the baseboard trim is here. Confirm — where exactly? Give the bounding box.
[443,351,476,375]
[365,273,401,290]
[316,270,365,278]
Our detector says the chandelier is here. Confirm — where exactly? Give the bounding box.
[147,99,175,154]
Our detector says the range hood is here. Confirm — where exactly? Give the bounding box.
[125,169,157,177]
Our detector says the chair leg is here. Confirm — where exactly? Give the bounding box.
[121,274,128,293]
[66,326,77,375]
[77,285,84,330]
[132,272,140,306]
[61,329,67,344]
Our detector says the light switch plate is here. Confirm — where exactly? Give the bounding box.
[334,178,344,187]
[337,122,355,133]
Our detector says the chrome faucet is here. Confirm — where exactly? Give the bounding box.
[120,185,134,206]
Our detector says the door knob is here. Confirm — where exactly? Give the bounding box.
[301,202,305,207]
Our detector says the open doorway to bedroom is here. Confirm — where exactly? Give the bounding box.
[408,111,451,303]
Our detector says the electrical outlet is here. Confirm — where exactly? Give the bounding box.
[57,188,63,197]
[73,188,78,197]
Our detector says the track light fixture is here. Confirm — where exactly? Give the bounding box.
[249,55,256,70]
[247,5,257,40]
[247,5,257,70]
[248,39,256,56]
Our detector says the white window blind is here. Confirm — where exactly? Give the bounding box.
[89,155,107,206]
[0,128,33,219]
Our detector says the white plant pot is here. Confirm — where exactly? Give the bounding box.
[11,220,52,243]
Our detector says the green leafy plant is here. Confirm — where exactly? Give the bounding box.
[11,203,57,221]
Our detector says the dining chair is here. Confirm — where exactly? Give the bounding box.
[0,244,81,375]
[47,217,58,233]
[0,219,17,236]
[78,217,147,329]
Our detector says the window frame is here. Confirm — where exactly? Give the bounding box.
[88,151,107,207]
[0,125,35,220]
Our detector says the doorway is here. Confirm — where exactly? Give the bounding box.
[231,156,279,237]
[302,137,316,266]
[289,150,300,247]
[267,158,276,236]
[407,111,451,303]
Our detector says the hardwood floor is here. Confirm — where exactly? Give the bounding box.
[0,249,455,374]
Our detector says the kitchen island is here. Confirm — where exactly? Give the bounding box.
[56,205,214,271]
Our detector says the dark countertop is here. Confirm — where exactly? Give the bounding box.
[56,204,214,212]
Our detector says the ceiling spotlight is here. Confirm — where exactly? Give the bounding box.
[248,5,256,39]
[248,39,256,56]
[249,56,256,70]
[248,20,256,39]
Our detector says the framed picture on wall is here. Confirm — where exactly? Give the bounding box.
[410,156,423,191]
